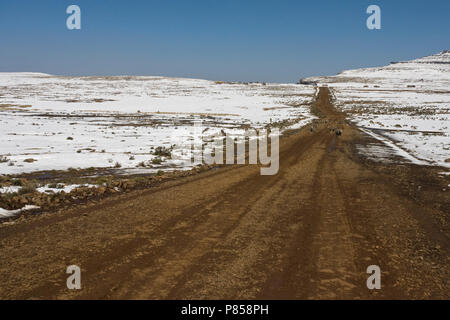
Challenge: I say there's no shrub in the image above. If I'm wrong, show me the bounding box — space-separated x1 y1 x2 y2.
152 146 172 158
47 183 64 189
18 183 36 195
137 161 147 168
12 179 23 186
96 176 110 185
133 177 147 185
151 157 162 165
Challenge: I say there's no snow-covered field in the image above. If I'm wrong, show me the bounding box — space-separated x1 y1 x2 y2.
1 51 448 176
0 74 315 175
305 50 450 168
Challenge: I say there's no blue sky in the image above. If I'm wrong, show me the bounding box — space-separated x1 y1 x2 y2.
0 0 449 82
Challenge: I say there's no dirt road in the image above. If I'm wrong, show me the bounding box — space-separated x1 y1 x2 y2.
0 88 448 299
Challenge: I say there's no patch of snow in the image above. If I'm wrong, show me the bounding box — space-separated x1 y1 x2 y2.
0 186 22 194
360 128 430 166
284 116 318 130
36 184 98 194
0 205 40 219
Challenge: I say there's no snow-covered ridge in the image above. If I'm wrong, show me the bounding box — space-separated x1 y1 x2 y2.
399 50 450 64
311 50 450 86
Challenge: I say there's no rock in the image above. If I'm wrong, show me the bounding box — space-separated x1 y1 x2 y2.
98 186 107 195
108 187 117 194
126 180 136 189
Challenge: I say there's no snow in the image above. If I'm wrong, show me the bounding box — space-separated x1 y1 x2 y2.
304 50 450 167
0 74 315 174
0 183 98 195
36 184 98 194
0 186 22 194
359 128 429 165
0 205 40 219
0 73 311 123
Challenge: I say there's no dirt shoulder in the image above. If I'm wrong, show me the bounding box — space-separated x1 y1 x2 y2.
0 88 448 299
